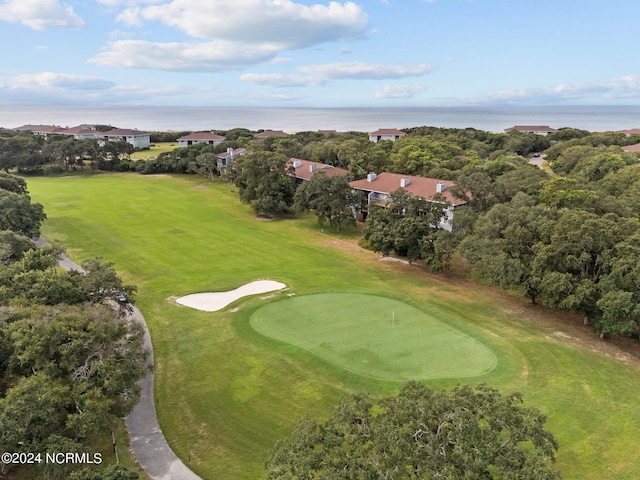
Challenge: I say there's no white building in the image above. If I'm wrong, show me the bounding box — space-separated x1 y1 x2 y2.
96 128 151 149
368 128 407 143
177 132 226 147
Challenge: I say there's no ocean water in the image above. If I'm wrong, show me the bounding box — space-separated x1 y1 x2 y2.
1 104 639 133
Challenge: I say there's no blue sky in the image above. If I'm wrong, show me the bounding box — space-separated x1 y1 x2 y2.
1 0 639 107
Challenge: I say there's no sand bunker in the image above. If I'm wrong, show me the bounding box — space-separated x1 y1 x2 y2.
176 280 286 312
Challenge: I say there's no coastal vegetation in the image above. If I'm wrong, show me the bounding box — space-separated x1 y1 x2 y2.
4 124 640 478
0 173 147 479
24 172 640 479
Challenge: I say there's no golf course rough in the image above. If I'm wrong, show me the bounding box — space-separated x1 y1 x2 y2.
250 293 497 381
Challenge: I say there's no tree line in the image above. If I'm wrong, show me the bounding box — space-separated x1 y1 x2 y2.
3 126 640 340
0 173 146 479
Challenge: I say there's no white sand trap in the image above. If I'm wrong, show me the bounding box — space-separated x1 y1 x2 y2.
176 280 286 312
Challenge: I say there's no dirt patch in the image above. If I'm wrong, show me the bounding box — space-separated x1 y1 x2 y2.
316 237 372 255
380 256 411 265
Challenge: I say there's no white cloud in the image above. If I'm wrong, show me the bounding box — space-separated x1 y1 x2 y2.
89 39 280 71
0 0 85 30
0 71 206 104
117 0 368 49
374 84 426 99
8 72 115 91
469 75 640 104
298 61 433 80
92 1 369 73
270 57 293 65
240 73 327 88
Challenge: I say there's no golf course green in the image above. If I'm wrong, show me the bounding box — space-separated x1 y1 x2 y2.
250 293 496 380
25 173 640 480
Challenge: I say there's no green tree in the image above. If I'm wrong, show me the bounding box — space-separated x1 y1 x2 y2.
70 465 139 480
294 173 360 231
0 189 46 237
0 172 28 194
0 304 149 477
594 233 640 337
538 177 599 210
494 164 550 202
0 231 35 265
365 190 452 269
458 193 554 303
233 151 295 215
450 170 496 212
266 382 560 479
531 210 624 323
193 152 219 181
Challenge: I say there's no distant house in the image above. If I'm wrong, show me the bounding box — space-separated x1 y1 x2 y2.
621 128 640 136
15 124 150 148
255 129 289 139
64 125 101 140
14 124 54 132
318 129 339 137
96 128 150 149
504 125 557 135
349 172 467 231
287 158 350 185
177 132 225 147
30 125 68 136
368 128 406 143
216 147 247 170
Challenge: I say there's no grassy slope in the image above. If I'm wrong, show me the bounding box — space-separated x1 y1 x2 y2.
27 173 640 480
130 142 178 161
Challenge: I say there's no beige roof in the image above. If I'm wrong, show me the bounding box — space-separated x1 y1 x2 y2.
369 128 406 136
622 143 640 152
31 125 67 134
177 132 224 141
350 172 466 206
288 158 349 181
216 148 247 159
64 125 97 135
100 128 149 137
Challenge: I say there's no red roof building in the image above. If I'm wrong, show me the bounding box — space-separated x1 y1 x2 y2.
287 158 350 182
349 172 466 231
621 128 640 136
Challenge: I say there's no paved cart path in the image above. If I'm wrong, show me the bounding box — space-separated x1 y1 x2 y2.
36 239 202 480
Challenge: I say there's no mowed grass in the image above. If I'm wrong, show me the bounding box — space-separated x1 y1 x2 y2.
250 293 496 380
130 142 178 160
26 173 640 480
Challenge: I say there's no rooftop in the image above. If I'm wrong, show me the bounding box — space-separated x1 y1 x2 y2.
350 172 466 206
369 128 406 136
288 158 350 181
177 132 225 141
